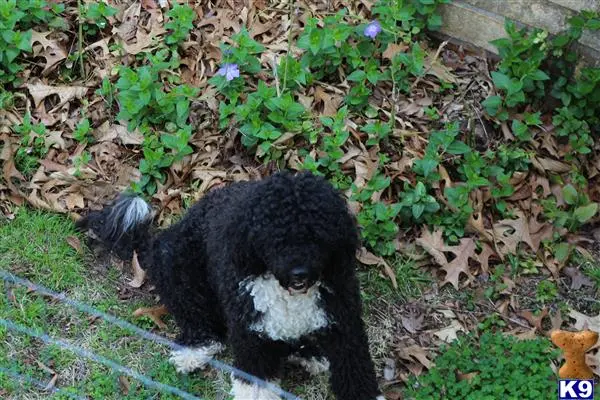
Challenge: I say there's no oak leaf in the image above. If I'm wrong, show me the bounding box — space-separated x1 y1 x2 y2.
563 267 594 290
31 31 67 75
490 211 535 255
416 229 476 289
26 82 88 109
433 319 466 343
396 345 433 370
569 310 600 333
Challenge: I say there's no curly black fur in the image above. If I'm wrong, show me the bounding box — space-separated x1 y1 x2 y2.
77 170 382 399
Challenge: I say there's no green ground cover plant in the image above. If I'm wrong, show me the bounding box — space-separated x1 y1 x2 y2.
403 332 559 400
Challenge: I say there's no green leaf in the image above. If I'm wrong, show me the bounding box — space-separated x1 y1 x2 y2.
491 71 511 90
506 79 523 95
562 184 578 206
446 141 471 155
412 203 425 220
413 157 438 178
573 203 598 223
415 182 426 197
552 34 570 47
511 119 530 141
524 112 542 126
569 15 585 28
346 70 366 82
554 242 570 263
176 99 189 119
529 70 550 81
482 96 502 116
161 134 180 150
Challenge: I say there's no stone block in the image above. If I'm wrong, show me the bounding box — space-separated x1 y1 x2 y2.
437 0 600 64
548 0 600 12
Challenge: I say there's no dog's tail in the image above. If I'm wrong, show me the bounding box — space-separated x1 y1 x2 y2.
76 193 154 260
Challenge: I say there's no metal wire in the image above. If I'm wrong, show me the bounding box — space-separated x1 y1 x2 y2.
0 366 87 400
0 269 301 400
0 318 203 400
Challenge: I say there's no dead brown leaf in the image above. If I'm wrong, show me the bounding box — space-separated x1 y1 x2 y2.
132 304 168 330
457 371 479 382
114 2 141 42
128 250 146 288
356 247 398 289
314 86 343 116
383 43 408 60
45 130 66 150
533 157 572 173
0 134 25 194
43 374 58 392
519 308 548 332
416 229 476 289
569 310 600 332
141 0 158 10
512 327 538 340
118 375 131 395
425 56 458 84
563 267 594 290
490 211 535 255
551 310 564 331
66 236 82 254
31 31 67 75
401 307 424 334
433 319 467 343
396 345 433 370
475 243 497 274
122 10 165 55
26 82 89 109
95 121 144 145
415 228 446 266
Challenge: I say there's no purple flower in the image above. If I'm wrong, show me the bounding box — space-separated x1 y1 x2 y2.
217 63 240 81
364 20 381 39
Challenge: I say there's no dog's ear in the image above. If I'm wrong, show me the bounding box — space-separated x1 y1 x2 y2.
222 211 268 277
287 171 362 277
319 209 361 281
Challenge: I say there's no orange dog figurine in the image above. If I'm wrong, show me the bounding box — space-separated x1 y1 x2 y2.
551 329 598 379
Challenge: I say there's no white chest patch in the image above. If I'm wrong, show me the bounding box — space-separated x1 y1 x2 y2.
245 274 328 341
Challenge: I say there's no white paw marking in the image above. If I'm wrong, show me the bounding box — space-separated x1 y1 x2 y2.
287 355 330 375
169 342 224 374
230 378 281 400
244 274 328 341
376 395 386 400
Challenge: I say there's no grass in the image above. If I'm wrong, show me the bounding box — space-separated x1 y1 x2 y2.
580 252 600 289
359 255 432 306
0 208 220 399
2 207 579 400
0 207 406 400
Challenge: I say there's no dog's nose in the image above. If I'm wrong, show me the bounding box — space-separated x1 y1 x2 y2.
290 266 309 282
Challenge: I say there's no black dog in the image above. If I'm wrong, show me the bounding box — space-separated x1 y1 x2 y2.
77 170 383 399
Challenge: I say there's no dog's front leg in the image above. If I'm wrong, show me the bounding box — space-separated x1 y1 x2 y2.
228 331 286 400
321 279 384 400
322 324 384 400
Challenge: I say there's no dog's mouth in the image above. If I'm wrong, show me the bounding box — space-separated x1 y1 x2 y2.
287 281 309 295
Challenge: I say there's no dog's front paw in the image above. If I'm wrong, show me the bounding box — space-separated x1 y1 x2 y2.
230 378 281 400
169 343 224 374
375 395 386 400
287 355 330 376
